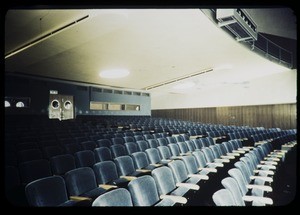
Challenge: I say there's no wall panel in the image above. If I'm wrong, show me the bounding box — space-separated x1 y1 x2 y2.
152 103 296 129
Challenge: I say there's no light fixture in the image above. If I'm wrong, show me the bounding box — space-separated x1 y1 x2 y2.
5 15 90 59
173 81 195 90
99 69 130 79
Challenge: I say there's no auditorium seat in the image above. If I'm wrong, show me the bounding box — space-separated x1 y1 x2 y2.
80 141 97 151
114 155 147 178
131 151 157 172
92 188 133 206
151 166 189 205
25 175 90 206
96 139 112 148
147 139 159 148
50 154 76 177
110 144 127 159
19 159 52 185
125 142 139 155
17 149 43 163
212 188 236 206
128 175 176 206
65 167 107 201
94 147 113 162
145 148 171 166
93 161 130 188
136 140 150 152
42 146 64 160
74 150 96 168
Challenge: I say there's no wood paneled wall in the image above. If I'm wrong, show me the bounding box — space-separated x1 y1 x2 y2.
151 103 297 130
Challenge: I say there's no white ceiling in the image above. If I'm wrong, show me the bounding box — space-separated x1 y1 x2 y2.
5 8 295 97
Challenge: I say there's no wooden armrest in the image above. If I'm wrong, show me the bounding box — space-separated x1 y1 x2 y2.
176 182 199 190
246 184 272 192
151 163 163 167
70 196 92 201
120 176 137 181
160 195 187 204
136 169 151 173
242 195 273 205
188 174 209 180
98 184 118 190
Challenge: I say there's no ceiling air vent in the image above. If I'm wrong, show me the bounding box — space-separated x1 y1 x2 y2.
216 9 257 42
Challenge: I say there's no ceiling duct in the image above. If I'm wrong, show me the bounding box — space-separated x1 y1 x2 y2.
216 9 258 42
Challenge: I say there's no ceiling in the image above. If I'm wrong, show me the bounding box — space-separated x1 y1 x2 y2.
5 8 296 96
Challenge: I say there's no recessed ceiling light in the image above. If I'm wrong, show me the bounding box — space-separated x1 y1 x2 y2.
99 69 130 79
173 81 195 89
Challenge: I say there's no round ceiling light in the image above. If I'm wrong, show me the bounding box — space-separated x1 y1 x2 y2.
99 69 130 79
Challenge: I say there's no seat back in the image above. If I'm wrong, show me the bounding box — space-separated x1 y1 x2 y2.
128 175 160 206
94 147 112 162
92 188 133 206
212 188 237 206
96 139 112 148
131 151 150 169
25 175 69 206
93 161 119 184
181 155 198 175
65 167 97 196
167 160 189 183
19 159 52 184
114 156 136 176
125 142 139 155
147 139 159 148
157 146 172 160
177 142 189 154
151 166 176 195
123 136 135 143
80 141 97 151
17 149 43 163
192 151 207 168
136 140 149 152
112 137 125 145
157 138 168 147
110 144 127 159
42 146 64 160
145 148 162 164
50 154 76 176
228 168 248 196
221 177 245 206
168 143 181 157
74 150 96 168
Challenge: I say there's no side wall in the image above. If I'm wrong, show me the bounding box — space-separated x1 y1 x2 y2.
151 103 297 130
5 75 151 116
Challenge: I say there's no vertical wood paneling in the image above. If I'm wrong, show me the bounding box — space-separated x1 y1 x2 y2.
151 103 296 129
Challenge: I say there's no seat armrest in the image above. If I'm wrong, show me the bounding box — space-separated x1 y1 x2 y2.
198 167 217 173
70 196 92 202
176 182 199 190
221 155 235 159
257 164 276 170
214 158 230 163
136 169 151 173
98 184 118 190
151 163 163 167
232 150 245 154
246 184 273 192
160 195 187 204
226 152 240 156
120 176 137 181
242 195 273 205
253 169 274 175
207 162 224 167
188 174 209 180
250 175 273 182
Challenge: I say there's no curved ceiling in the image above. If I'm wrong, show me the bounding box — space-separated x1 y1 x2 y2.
5 8 294 96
